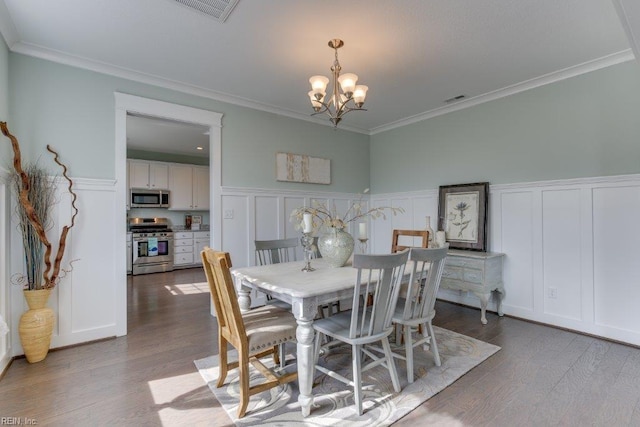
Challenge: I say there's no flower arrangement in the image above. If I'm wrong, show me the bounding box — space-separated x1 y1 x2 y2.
290 189 404 232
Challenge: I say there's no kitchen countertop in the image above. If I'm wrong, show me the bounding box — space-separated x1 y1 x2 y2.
172 225 210 231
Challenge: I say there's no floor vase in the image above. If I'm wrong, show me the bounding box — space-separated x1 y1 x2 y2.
318 227 354 267
19 289 55 363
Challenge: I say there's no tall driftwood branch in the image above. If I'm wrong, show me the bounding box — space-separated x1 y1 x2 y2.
47 145 79 284
1 122 78 289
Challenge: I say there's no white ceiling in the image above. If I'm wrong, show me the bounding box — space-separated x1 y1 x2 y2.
1 0 640 153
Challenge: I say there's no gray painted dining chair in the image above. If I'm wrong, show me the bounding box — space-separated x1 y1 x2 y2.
392 246 448 383
255 237 335 316
312 250 410 415
255 237 300 265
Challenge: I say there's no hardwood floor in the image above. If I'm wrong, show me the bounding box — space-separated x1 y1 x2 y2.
1 268 639 426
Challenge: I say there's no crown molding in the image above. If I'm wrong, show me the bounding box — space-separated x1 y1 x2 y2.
9 41 370 135
3 38 634 137
0 1 18 48
370 49 635 135
613 0 640 62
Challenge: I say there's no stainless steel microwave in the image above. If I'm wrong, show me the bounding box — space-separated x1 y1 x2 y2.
130 189 169 208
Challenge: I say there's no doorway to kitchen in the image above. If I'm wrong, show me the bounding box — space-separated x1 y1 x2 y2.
114 93 223 337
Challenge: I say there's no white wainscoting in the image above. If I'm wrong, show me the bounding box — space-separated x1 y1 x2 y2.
221 187 371 269
223 178 640 346
7 173 636 360
0 170 11 373
8 177 120 357
370 175 640 347
221 187 370 309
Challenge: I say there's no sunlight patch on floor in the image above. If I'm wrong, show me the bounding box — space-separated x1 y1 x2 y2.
148 372 215 425
164 282 210 295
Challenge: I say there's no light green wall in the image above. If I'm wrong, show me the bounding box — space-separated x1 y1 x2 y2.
370 61 640 193
8 53 370 193
0 36 9 162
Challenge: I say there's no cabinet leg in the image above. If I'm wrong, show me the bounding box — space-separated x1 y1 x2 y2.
476 292 490 325
496 287 505 317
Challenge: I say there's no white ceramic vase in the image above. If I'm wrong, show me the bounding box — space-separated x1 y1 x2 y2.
318 227 354 268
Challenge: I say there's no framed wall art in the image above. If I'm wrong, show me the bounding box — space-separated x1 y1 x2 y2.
276 152 331 184
438 182 489 251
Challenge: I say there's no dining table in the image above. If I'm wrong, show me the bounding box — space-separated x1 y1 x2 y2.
232 257 376 417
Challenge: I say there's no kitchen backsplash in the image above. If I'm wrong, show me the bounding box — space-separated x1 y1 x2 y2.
128 208 210 229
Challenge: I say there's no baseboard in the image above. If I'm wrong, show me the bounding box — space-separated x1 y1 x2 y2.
0 355 14 382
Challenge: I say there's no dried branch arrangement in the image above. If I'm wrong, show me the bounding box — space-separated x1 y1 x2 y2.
1 122 79 289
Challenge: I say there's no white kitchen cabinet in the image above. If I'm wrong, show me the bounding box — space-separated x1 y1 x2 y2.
193 231 210 265
192 166 210 210
168 164 209 210
173 231 194 267
128 160 169 190
173 230 210 268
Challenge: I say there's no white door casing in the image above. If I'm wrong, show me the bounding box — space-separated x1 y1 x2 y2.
114 93 223 334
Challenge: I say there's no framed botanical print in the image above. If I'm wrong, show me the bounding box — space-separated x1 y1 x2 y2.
438 182 489 251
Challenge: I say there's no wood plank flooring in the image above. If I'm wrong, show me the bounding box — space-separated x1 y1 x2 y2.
1 268 639 426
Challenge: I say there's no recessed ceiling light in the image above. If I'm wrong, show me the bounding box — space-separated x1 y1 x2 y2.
196 146 204 150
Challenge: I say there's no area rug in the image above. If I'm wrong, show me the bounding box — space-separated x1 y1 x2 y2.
194 326 500 426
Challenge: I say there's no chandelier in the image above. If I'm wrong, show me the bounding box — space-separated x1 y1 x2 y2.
308 39 368 127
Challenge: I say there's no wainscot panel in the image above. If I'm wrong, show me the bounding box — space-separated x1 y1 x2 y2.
10 178 120 357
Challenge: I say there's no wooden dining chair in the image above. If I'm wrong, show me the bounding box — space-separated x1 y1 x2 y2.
201 247 298 419
391 229 429 253
389 229 430 334
312 250 410 415
391 246 448 383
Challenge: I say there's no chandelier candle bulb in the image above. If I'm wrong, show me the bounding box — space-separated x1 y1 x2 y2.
303 213 313 233
338 73 358 95
359 222 367 239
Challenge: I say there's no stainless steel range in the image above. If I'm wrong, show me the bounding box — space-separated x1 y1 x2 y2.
129 217 174 275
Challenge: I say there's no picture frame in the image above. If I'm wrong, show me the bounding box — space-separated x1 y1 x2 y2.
191 215 202 231
276 152 331 184
438 182 489 252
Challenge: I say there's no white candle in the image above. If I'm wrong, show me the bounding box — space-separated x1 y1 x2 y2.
303 213 313 233
359 222 367 239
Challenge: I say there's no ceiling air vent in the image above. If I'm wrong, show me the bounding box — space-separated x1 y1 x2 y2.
444 94 467 104
172 0 240 22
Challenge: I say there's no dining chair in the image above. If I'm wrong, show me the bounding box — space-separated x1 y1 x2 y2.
255 237 299 265
391 246 448 383
391 229 429 253
254 237 299 307
312 250 410 415
256 237 337 317
201 247 298 419
389 229 430 334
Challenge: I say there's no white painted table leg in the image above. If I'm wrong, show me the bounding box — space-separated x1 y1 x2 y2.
238 287 251 312
292 298 317 417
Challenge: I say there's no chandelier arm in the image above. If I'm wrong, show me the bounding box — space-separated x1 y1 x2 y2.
334 106 367 119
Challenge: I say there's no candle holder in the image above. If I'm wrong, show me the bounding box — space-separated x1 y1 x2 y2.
358 238 369 254
301 232 316 272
